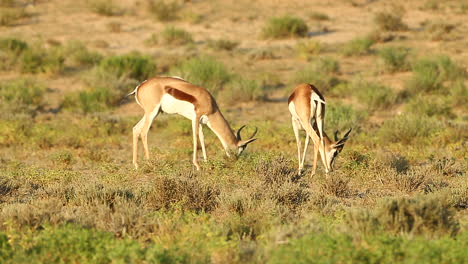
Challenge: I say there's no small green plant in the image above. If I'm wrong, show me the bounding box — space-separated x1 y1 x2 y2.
19 45 65 74
309 12 329 21
98 52 156 80
144 33 159 47
262 15 308 39
50 150 74 167
406 55 465 94
378 46 410 72
0 78 46 112
294 57 341 92
171 56 231 95
0 7 29 26
354 80 397 111
405 96 454 118
207 39 239 51
62 40 103 68
425 21 456 41
374 11 408 31
220 77 263 103
148 0 181 21
341 37 374 56
326 103 366 133
0 37 28 70
378 114 441 144
160 26 193 45
296 40 324 60
88 0 123 16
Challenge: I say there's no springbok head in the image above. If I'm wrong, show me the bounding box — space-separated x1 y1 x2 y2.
236 125 258 155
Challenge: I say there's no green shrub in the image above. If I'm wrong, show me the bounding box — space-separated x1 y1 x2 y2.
144 33 159 47
262 16 308 39
160 26 193 45
0 37 27 54
294 57 341 92
374 11 408 31
98 52 156 80
406 55 465 94
0 78 46 112
425 21 456 41
405 96 454 118
354 80 397 111
270 230 468 263
449 80 467 106
0 7 29 26
62 40 103 68
19 46 65 74
309 12 329 21
325 103 366 133
148 0 181 21
378 46 410 72
220 77 263 103
0 37 28 70
341 37 374 56
207 39 239 51
296 40 324 60
88 0 123 16
378 114 442 144
171 56 231 95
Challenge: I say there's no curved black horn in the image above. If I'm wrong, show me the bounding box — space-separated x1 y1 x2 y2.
334 130 339 141
249 126 258 139
236 125 246 140
343 128 352 139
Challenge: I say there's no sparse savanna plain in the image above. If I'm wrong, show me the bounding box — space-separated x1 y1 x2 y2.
0 0 467 263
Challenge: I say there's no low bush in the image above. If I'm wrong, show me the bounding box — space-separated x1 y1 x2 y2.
160 26 193 45
309 12 329 21
406 55 465 94
341 37 374 56
220 77 263 103
354 80 397 111
404 96 454 118
262 16 308 39
325 103 366 133
171 56 231 95
207 39 239 51
425 21 456 41
378 114 442 144
88 0 123 16
296 40 324 60
148 0 181 21
0 7 30 26
0 37 28 70
378 46 410 72
374 11 408 31
294 57 341 92
98 52 156 80
19 45 65 74
0 78 46 113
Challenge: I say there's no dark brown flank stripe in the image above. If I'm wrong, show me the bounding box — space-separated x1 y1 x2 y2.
308 83 325 101
287 91 295 104
165 86 197 105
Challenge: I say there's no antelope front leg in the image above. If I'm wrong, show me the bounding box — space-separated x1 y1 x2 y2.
312 143 318 176
199 125 207 162
192 118 201 170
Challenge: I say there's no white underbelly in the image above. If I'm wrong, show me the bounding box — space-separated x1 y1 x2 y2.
160 94 196 120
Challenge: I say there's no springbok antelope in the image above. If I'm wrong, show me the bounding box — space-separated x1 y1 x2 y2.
288 83 351 175
129 76 257 170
